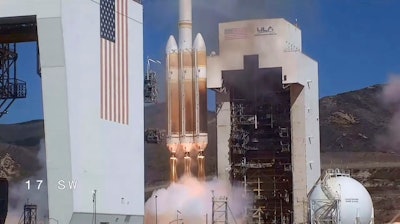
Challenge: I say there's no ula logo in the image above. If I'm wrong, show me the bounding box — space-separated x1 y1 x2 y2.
255 26 276 35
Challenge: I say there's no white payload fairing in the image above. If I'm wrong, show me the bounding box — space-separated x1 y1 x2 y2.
166 0 207 182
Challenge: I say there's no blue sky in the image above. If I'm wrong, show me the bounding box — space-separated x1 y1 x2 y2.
2 0 400 124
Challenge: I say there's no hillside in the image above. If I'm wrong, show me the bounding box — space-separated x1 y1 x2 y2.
319 84 392 152
0 120 44 146
0 120 44 182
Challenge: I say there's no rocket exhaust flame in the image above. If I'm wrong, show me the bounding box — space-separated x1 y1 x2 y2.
170 154 178 182
166 0 208 182
197 151 205 181
184 152 191 176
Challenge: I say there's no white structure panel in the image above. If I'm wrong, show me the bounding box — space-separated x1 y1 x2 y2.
41 66 74 224
290 84 308 224
61 0 144 216
282 52 321 192
303 59 320 192
38 18 66 68
0 0 61 19
216 102 231 182
128 1 143 23
0 0 144 223
207 57 223 88
218 19 301 56
208 19 304 88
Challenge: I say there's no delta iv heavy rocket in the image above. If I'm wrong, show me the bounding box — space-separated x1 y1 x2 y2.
166 0 207 182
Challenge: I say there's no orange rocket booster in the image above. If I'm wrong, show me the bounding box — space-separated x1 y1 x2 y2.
166 0 208 182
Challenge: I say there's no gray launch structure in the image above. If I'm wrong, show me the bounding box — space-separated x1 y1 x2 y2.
208 19 320 223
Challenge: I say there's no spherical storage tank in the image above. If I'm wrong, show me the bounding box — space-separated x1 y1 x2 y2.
309 169 374 224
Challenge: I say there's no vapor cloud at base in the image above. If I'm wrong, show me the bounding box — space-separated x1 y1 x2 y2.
145 176 249 224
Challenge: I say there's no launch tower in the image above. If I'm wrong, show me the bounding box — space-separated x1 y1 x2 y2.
208 19 320 223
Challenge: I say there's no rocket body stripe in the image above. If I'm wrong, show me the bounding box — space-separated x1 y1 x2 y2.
168 52 180 134
194 33 208 147
166 36 180 154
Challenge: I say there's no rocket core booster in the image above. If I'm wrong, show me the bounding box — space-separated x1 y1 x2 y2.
166 0 208 182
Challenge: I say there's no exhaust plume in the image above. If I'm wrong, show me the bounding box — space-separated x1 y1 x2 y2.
145 176 249 224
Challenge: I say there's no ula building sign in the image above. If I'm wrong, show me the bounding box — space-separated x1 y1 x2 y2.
255 26 277 36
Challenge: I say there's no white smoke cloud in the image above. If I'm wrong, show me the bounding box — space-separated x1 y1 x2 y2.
6 138 48 224
382 75 400 108
375 75 400 151
145 176 249 224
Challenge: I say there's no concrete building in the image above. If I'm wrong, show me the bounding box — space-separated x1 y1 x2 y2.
207 18 320 223
0 0 144 223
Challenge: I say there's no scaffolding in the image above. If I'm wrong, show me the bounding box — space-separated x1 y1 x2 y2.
228 88 293 224
144 70 158 103
144 57 161 103
0 43 27 117
212 195 228 224
144 128 165 144
22 204 37 224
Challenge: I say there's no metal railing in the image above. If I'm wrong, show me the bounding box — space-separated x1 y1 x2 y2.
0 80 27 99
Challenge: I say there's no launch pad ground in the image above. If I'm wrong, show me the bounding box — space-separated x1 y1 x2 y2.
322 151 400 169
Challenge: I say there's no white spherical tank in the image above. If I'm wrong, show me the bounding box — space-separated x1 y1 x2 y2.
309 169 374 224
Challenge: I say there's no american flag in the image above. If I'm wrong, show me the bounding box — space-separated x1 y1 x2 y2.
224 27 249 40
100 0 129 124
